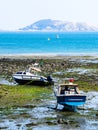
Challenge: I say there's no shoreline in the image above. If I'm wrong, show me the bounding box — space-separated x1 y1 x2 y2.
0 54 98 60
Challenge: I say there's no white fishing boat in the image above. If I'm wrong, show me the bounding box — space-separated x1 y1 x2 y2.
12 63 54 86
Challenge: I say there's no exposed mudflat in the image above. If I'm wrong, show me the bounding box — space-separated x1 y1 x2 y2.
0 55 98 129
0 91 98 130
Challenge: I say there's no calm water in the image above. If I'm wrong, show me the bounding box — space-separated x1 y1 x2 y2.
0 32 98 55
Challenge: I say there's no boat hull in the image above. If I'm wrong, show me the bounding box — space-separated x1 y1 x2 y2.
14 78 54 86
56 95 86 106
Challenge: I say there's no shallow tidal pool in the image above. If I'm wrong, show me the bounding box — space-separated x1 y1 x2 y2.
0 91 98 130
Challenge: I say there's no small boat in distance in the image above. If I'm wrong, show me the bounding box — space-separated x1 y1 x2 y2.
48 37 51 41
56 34 59 39
12 63 54 86
54 78 86 111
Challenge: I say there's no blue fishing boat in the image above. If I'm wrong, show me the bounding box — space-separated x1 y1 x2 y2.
54 79 86 110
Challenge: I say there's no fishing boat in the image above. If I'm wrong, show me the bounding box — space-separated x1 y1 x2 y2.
12 63 54 86
54 78 86 110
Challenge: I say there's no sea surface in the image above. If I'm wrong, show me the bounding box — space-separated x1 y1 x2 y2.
0 31 98 56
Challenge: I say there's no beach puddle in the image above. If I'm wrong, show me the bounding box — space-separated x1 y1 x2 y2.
0 91 98 130
0 78 14 85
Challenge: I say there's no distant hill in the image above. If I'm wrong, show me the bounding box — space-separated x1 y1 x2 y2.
19 19 98 32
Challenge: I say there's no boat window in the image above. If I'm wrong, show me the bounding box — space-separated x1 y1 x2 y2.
75 86 80 94
16 72 22 74
60 86 65 94
65 86 69 91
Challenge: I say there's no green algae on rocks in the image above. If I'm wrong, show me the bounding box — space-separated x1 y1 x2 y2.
0 84 52 108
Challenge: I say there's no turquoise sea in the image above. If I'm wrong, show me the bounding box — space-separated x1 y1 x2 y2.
0 32 98 56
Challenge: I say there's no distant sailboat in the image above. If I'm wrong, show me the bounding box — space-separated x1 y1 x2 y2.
56 34 59 39
48 37 51 41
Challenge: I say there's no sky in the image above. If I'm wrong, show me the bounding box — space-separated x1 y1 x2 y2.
0 0 98 30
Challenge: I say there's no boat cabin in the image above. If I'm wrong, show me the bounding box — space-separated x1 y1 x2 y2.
58 84 80 95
